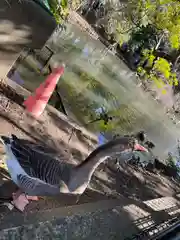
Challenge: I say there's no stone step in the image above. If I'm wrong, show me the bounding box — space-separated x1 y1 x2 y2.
0 195 180 240
0 199 136 240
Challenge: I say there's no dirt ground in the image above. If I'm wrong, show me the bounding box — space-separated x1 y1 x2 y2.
0 86 180 229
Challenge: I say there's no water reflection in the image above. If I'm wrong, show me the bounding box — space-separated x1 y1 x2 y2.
9 22 180 158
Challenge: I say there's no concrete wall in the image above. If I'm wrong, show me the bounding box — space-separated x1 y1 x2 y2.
0 0 56 79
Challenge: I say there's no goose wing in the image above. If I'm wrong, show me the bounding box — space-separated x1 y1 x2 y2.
17 174 60 196
2 135 69 185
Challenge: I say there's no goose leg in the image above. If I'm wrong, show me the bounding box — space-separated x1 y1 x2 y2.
12 190 39 201
12 190 38 212
12 189 24 199
26 195 39 201
12 190 29 212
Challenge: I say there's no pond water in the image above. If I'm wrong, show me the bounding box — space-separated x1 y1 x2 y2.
9 22 180 159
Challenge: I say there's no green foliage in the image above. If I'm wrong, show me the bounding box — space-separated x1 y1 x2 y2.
100 0 153 44
118 0 180 49
128 25 158 51
100 0 180 90
139 49 178 91
48 0 68 23
149 1 180 49
48 0 84 23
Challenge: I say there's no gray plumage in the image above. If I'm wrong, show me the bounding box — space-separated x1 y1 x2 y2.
1 134 135 197
1 135 71 196
17 174 61 196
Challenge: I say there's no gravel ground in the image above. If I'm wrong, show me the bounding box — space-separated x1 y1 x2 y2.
0 208 148 240
0 208 146 240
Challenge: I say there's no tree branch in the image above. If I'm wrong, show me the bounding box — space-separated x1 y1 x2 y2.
155 33 164 50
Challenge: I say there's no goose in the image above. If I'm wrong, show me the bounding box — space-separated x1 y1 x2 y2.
0 134 146 211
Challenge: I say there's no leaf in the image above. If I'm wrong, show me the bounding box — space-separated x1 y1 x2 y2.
148 54 156 66
161 89 167 94
169 34 179 49
61 0 68 8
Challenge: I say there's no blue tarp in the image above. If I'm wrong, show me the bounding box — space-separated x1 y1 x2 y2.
98 133 107 146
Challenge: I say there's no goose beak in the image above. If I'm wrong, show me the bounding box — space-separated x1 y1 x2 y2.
134 143 148 152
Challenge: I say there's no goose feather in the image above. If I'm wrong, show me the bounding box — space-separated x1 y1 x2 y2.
1 135 71 196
